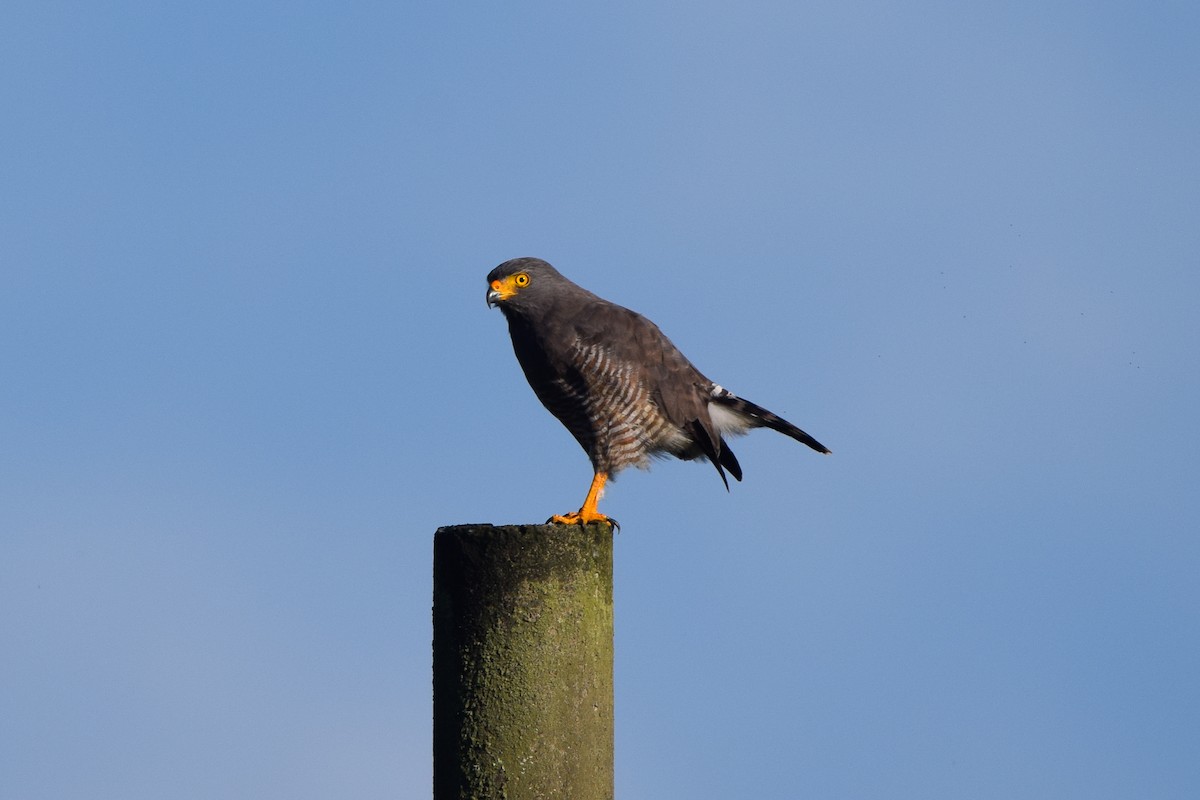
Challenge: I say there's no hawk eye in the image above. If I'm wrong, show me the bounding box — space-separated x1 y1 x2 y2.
514 273 530 287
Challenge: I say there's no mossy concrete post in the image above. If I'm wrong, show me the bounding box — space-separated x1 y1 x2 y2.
432 523 614 800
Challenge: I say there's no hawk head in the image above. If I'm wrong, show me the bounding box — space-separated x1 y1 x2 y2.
485 257 575 314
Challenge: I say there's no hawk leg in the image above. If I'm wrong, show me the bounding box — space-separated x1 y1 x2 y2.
549 471 619 530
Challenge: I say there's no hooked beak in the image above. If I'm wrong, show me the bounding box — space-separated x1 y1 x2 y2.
486 277 516 308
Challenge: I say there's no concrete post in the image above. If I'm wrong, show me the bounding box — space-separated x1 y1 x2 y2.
433 523 614 799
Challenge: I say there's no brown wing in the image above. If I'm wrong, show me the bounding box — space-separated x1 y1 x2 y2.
566 301 745 486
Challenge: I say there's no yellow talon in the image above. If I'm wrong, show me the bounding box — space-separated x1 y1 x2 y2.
547 471 619 530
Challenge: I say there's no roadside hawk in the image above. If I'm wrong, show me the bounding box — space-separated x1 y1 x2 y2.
486 257 830 528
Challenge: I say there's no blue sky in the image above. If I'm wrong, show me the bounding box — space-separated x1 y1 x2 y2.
2 2 1198 797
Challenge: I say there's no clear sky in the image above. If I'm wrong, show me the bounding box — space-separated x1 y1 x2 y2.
2 2 1198 798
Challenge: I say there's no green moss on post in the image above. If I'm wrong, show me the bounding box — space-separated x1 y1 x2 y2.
433 523 614 800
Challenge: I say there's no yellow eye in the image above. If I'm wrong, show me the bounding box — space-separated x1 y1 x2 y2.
514 272 530 287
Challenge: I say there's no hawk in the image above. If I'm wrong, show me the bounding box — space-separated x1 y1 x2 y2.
486 257 829 527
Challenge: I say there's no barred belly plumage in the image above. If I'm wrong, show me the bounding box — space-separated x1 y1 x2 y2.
544 341 679 474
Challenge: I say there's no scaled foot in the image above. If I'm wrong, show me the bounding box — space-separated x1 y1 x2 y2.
547 510 620 531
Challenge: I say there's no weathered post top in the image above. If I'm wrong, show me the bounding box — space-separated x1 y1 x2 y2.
432 523 614 800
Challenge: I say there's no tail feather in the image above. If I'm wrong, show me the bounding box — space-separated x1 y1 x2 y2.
712 393 831 455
